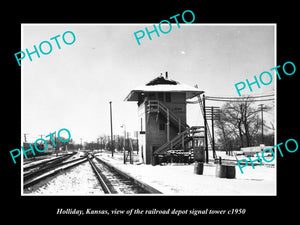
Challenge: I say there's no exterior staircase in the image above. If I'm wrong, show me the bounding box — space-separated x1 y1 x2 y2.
153 126 205 155
146 100 205 155
147 100 188 133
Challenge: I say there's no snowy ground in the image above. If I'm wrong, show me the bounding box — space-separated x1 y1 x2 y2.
96 152 276 196
24 161 105 195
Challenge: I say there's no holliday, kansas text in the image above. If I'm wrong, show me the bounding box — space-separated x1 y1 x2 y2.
57 208 109 216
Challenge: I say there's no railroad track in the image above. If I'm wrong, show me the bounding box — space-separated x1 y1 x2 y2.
23 152 162 194
88 155 162 194
23 155 88 188
24 153 76 173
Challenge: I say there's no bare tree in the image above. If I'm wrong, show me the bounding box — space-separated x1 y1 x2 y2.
216 97 262 150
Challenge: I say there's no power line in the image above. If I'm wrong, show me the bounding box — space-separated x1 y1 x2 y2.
205 98 274 102
187 97 274 104
205 94 274 99
187 94 274 104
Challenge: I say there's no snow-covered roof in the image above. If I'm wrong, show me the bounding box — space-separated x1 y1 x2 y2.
124 75 204 101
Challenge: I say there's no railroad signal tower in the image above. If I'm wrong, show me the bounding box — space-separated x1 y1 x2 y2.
125 72 204 164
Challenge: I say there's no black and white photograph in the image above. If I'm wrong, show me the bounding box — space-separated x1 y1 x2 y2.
21 24 276 195
4 5 299 221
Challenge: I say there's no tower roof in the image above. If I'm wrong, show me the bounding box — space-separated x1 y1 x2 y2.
145 76 178 86
124 75 204 101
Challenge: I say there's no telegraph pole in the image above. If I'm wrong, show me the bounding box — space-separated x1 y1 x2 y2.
24 133 28 143
55 133 58 156
205 106 220 159
109 101 114 157
167 108 170 143
121 124 126 164
203 94 209 163
211 107 215 154
258 104 264 144
38 134 44 147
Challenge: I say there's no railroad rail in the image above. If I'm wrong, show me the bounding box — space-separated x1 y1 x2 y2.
23 152 162 194
87 156 114 193
23 156 88 188
88 154 162 194
23 152 76 172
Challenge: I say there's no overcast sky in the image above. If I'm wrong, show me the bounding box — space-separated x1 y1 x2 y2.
22 24 275 144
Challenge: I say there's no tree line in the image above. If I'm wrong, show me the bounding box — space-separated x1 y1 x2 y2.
215 97 274 153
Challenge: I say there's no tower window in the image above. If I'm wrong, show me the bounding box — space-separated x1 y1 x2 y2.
158 92 164 102
148 93 156 100
165 93 171 102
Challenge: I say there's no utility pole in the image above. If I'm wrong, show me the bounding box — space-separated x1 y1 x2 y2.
24 133 28 143
211 107 215 155
121 124 126 164
38 134 44 147
109 101 114 157
47 132 55 153
258 104 265 144
167 108 170 143
55 133 58 156
80 138 83 150
203 94 209 163
205 106 220 159
97 138 100 151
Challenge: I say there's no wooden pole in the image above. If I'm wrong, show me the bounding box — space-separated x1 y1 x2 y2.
211 106 215 158
182 133 184 150
109 101 114 157
167 108 170 143
122 124 126 164
203 95 209 163
129 139 133 164
259 104 264 144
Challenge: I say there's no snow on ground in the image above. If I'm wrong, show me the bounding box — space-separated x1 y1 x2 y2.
96 152 276 196
24 161 105 195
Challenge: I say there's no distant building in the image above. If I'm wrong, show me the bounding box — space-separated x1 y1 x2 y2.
125 72 205 164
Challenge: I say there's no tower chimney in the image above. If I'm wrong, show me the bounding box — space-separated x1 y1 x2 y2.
165 71 168 79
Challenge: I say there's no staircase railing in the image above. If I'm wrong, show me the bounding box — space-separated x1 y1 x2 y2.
147 100 189 132
154 129 189 155
146 100 205 155
154 126 205 155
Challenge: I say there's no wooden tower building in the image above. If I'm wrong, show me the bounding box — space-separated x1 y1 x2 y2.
125 72 205 164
